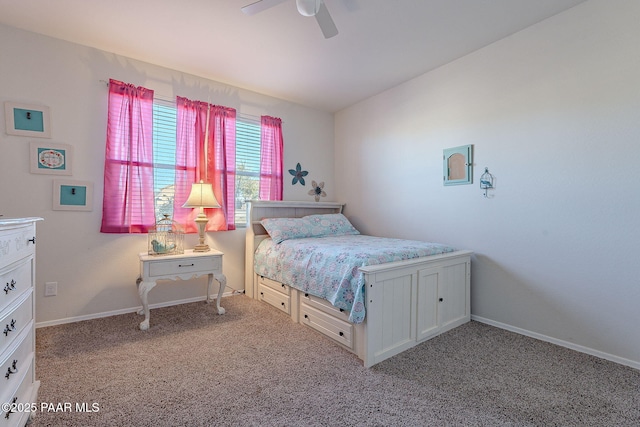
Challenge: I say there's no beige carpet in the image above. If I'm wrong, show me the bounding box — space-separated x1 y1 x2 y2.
31 295 639 426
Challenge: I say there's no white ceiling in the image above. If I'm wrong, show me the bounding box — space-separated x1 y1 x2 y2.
0 0 586 112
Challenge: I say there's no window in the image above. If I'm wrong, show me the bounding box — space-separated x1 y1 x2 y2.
152 100 261 227
152 99 178 219
102 79 282 234
235 117 261 225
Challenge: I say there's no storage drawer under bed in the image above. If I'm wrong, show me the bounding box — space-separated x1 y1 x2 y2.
258 283 290 315
300 302 353 350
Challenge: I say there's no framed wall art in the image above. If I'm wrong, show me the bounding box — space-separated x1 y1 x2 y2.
53 179 93 211
4 101 51 138
443 144 473 186
30 142 73 175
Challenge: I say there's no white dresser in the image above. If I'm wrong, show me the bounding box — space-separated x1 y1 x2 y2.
0 218 41 427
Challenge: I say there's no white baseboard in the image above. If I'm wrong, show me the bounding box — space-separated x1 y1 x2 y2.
35 291 242 329
471 315 640 371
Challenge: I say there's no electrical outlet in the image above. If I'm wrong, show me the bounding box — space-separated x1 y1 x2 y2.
44 282 57 296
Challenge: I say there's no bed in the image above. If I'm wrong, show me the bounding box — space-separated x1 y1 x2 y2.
245 200 472 368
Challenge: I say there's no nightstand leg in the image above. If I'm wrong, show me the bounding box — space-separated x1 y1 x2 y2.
137 280 157 330
206 273 227 315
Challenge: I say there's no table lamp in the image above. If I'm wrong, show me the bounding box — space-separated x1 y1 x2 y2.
182 180 220 252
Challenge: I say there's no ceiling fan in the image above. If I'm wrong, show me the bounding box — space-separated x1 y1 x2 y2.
242 0 339 39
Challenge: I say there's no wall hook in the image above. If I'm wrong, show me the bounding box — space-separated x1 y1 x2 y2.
480 167 494 198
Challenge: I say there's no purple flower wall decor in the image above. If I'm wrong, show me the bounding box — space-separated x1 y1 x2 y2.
309 181 327 202
288 163 308 186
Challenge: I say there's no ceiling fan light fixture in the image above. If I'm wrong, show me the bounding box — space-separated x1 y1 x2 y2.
296 0 320 17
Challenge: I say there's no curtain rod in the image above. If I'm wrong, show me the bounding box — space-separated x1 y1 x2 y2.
99 79 265 122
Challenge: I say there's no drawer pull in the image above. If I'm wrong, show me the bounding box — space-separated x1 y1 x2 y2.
3 319 16 336
28 237 36 245
439 298 443 302
4 397 17 419
178 263 195 268
5 360 18 379
305 293 309 297
3 279 16 294
339 331 344 337
304 314 308 319
281 302 285 307
339 308 344 312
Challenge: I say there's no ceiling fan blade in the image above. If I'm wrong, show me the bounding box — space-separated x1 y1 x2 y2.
241 0 288 15
315 1 338 39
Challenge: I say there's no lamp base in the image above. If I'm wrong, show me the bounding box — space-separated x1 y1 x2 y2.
193 243 210 252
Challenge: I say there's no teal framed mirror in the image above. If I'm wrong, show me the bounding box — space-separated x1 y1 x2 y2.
443 144 473 186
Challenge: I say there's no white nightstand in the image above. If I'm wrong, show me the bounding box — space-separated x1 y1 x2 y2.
136 249 226 330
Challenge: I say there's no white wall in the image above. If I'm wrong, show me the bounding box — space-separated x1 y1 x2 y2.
0 24 334 325
335 0 640 368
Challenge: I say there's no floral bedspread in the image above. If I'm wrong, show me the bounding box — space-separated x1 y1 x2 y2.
253 235 456 324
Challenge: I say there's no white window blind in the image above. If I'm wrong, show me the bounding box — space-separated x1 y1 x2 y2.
151 100 261 227
235 115 261 226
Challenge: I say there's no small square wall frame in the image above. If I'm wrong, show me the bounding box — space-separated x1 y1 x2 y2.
5 102 51 138
53 179 93 211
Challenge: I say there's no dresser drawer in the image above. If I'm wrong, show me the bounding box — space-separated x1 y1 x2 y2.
301 293 350 321
0 224 35 268
148 256 221 277
0 259 32 314
300 303 353 350
0 327 33 405
0 359 35 427
258 276 290 296
258 284 290 315
0 293 32 356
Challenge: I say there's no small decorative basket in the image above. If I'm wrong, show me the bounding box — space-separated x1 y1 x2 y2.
147 215 184 256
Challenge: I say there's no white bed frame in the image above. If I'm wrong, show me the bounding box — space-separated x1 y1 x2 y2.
245 200 472 368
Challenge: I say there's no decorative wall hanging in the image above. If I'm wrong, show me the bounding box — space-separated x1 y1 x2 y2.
4 102 51 138
289 162 308 185
53 179 93 211
309 181 327 202
29 142 73 175
480 167 495 198
443 144 473 186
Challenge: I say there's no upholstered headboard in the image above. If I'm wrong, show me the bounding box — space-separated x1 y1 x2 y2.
244 200 344 297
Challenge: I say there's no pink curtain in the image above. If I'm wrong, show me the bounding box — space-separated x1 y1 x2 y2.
174 100 236 232
173 97 209 233
207 105 236 231
101 79 155 233
259 115 284 201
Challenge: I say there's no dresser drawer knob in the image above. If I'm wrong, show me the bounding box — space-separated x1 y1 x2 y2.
3 319 16 336
339 331 344 337
28 237 36 245
3 280 16 294
4 397 17 419
4 360 18 379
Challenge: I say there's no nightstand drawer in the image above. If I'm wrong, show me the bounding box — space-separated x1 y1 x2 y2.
0 293 32 356
0 259 32 314
148 256 221 277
